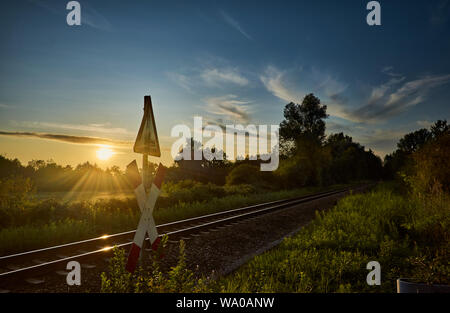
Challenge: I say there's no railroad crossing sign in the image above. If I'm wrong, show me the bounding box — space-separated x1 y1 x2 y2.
125 160 165 273
134 95 161 157
125 95 165 273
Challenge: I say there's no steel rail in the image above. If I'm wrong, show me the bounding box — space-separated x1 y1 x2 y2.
0 187 349 261
0 185 367 283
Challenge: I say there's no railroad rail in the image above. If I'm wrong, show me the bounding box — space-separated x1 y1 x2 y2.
0 184 369 287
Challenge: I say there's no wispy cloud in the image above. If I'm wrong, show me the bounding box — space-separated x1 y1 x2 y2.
201 68 249 86
260 66 304 103
261 65 450 124
349 74 450 123
81 5 112 31
15 121 132 136
220 10 252 40
260 65 348 119
326 121 355 134
0 131 131 147
167 72 194 92
417 120 433 128
168 66 249 92
0 103 10 108
204 95 251 123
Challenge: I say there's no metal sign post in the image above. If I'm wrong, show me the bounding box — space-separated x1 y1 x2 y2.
125 95 165 273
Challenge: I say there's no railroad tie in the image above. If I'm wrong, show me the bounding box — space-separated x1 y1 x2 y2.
32 259 46 264
25 278 45 285
6 265 20 271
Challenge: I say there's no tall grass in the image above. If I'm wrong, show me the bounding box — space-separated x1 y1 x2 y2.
219 184 449 292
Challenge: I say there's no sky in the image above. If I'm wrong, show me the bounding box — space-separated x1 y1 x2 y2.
1 0 450 169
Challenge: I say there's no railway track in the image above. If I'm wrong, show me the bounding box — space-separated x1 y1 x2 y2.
0 185 369 289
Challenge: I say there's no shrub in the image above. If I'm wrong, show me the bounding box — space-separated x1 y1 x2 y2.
226 164 261 186
101 237 213 293
405 133 450 196
0 177 35 227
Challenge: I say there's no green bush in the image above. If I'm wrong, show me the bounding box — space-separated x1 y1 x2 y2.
101 237 213 293
226 164 261 186
0 177 35 228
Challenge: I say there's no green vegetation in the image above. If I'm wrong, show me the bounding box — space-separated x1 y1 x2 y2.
218 122 450 292
219 184 449 292
0 177 348 255
101 237 211 293
98 183 449 293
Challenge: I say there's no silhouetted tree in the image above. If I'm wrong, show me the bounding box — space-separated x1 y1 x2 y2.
280 93 328 149
383 120 449 180
397 129 431 154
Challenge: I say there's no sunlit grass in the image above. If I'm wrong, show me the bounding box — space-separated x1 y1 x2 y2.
0 184 350 255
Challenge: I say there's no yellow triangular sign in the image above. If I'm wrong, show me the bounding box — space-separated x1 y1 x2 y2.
133 95 161 157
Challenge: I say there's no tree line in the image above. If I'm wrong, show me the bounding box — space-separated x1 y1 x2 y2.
0 93 447 192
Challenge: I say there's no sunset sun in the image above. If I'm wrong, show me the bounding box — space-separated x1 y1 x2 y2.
96 147 114 160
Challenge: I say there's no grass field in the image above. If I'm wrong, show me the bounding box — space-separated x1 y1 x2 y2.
0 183 351 255
33 191 135 202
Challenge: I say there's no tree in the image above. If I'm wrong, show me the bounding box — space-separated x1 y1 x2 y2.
397 129 431 154
323 133 382 184
430 120 449 139
279 93 328 147
407 132 450 195
384 120 449 180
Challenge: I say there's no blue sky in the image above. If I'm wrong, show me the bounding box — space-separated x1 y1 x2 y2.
1 0 449 168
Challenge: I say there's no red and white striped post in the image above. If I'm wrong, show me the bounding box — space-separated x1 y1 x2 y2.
125 161 165 273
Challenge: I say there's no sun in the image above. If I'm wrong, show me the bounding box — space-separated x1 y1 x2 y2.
96 147 114 160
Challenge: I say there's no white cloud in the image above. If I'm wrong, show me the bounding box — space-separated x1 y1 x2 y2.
260 65 349 119
204 95 251 123
417 120 433 128
167 72 193 92
260 66 304 103
260 65 450 124
19 121 132 136
351 74 450 123
201 68 249 86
